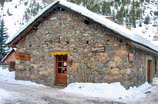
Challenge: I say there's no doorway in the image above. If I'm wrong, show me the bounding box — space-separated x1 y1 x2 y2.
147 60 152 83
55 55 68 85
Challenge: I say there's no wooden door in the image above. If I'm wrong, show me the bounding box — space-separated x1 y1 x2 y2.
147 60 152 83
9 62 16 71
55 55 68 85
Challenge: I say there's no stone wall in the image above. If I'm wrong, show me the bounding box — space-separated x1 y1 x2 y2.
125 46 156 87
15 9 157 88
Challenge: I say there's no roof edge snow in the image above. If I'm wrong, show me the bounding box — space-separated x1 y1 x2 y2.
1 49 15 63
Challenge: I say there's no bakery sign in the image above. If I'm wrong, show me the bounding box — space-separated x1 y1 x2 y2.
92 46 105 52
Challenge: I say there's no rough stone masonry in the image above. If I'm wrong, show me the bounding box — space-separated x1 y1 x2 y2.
15 8 157 88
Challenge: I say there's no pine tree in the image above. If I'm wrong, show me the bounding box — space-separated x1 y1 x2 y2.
116 6 124 24
0 19 8 60
145 0 150 3
144 15 150 25
154 11 158 16
136 9 142 19
102 2 111 15
0 0 5 7
139 21 142 27
131 0 136 28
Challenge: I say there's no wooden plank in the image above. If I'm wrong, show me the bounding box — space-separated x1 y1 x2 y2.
56 74 67 85
15 52 30 61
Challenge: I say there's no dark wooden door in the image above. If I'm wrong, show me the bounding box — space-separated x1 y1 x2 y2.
147 60 152 83
9 62 16 71
55 55 68 85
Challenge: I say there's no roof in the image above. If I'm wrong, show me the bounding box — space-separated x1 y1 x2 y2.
1 49 15 63
6 0 158 53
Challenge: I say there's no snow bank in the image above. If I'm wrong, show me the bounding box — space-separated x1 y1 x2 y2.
127 82 152 99
63 81 155 101
0 88 18 104
0 67 15 81
0 88 13 103
0 67 45 87
153 77 158 85
63 82 129 99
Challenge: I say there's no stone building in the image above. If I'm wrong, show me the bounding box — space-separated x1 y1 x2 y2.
6 0 158 88
2 49 30 71
2 49 16 71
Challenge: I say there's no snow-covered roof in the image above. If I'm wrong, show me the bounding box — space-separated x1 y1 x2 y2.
1 49 15 63
6 0 158 52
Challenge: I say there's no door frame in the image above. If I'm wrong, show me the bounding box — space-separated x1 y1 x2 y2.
147 59 152 83
55 55 68 85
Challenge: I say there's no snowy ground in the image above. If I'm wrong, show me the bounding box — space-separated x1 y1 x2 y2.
1 67 158 104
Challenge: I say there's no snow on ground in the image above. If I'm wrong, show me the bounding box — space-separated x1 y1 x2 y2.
0 88 16 104
1 66 158 103
0 67 46 103
153 77 158 85
63 79 158 102
0 67 45 87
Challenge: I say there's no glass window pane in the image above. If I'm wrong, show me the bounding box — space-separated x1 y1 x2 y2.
58 56 62 61
58 68 62 73
63 56 67 61
58 62 62 67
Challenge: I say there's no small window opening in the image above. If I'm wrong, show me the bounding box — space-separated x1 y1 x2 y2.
60 8 65 11
66 41 69 44
57 7 60 10
29 44 32 47
58 38 60 43
86 41 89 44
119 39 123 43
84 20 90 24
106 40 110 45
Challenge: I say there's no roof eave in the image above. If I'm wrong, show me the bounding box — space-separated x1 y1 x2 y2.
7 1 60 46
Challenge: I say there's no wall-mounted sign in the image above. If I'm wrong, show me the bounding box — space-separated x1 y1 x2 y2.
92 46 105 52
128 53 134 62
